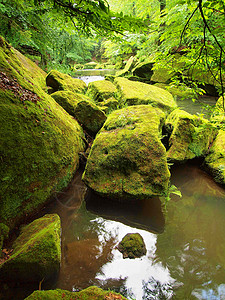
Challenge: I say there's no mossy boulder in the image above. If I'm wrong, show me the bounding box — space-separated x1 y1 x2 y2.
84 61 98 69
98 97 119 114
51 90 90 116
74 100 107 135
116 56 136 77
154 83 196 100
46 69 86 94
82 105 170 200
114 77 177 113
204 130 225 185
165 109 217 162
87 80 117 103
0 37 85 229
117 233 147 259
0 223 9 250
0 214 61 282
25 286 128 300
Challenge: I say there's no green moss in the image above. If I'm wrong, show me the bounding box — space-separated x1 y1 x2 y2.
114 77 177 113
0 214 61 282
0 223 9 249
74 100 107 135
0 38 86 229
117 233 146 259
25 286 129 300
204 130 225 185
116 56 136 77
154 83 197 100
87 80 117 103
46 69 87 94
51 90 91 116
166 109 218 162
82 105 170 200
97 97 119 114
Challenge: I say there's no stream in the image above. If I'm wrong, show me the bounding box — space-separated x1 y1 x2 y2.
2 73 225 300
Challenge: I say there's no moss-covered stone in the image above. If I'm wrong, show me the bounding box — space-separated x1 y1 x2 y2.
87 80 117 103
46 69 86 94
117 233 147 259
24 286 128 300
51 90 91 116
84 61 98 69
154 83 197 100
114 77 177 113
116 56 136 77
0 223 9 250
204 130 225 185
151 67 173 84
0 37 85 229
82 105 170 200
165 109 218 162
97 97 119 114
74 100 107 135
0 214 61 282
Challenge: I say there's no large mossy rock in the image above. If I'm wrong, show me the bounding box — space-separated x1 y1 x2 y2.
204 130 225 185
82 105 170 200
51 90 90 116
87 80 117 102
165 109 217 162
117 233 147 259
116 56 136 77
25 286 128 300
46 69 86 94
0 214 61 282
0 37 85 229
114 77 177 113
74 100 107 135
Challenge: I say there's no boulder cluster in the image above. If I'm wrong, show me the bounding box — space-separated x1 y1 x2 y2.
0 36 224 297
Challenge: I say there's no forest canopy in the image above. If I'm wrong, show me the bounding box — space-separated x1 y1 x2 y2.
0 0 224 99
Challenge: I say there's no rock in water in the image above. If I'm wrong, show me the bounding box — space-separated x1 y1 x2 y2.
165 109 217 162
117 233 147 259
82 105 170 200
0 214 61 282
204 130 225 186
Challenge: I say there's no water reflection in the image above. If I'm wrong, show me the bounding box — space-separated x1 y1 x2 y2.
86 193 165 233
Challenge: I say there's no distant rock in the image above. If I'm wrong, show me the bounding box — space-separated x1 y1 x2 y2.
0 214 61 282
117 233 147 259
46 69 86 93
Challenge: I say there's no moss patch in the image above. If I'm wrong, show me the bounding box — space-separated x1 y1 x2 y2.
0 223 9 250
117 233 146 259
0 37 85 229
25 286 128 300
51 90 91 116
46 70 86 94
82 105 170 200
204 130 225 185
0 214 61 282
114 77 177 113
74 100 107 135
165 109 218 162
87 80 117 103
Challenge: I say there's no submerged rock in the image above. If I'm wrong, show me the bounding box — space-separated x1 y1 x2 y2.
25 286 128 300
165 109 217 162
74 100 107 135
117 233 147 259
114 77 177 113
46 69 86 93
82 105 170 200
204 130 225 186
0 214 61 282
0 37 85 229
